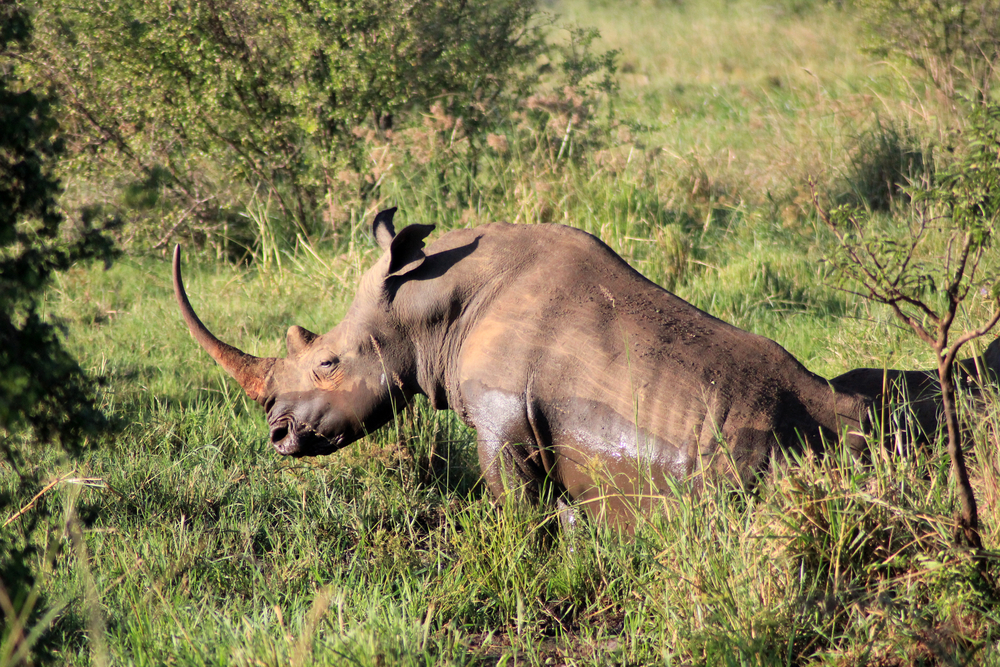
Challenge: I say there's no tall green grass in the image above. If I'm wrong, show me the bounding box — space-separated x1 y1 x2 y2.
12 198 999 665
5 0 1000 664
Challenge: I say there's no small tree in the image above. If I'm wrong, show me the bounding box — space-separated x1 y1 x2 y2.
814 104 1000 550
0 4 117 663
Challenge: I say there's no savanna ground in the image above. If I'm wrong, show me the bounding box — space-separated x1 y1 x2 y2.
5 0 1000 664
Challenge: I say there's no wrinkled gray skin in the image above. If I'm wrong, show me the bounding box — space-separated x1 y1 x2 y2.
172 208 993 527
830 341 1000 444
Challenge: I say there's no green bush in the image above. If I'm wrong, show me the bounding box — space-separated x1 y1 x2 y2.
820 103 1000 550
20 0 549 249
0 4 116 663
838 116 932 211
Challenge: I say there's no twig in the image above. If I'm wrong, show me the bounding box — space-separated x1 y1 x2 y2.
3 471 75 527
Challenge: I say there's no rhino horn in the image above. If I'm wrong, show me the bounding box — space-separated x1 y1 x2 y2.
172 245 275 401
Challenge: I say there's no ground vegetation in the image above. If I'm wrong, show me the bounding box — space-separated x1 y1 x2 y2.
4 0 1000 664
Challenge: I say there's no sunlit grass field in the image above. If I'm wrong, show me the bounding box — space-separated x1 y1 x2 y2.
6 0 1000 664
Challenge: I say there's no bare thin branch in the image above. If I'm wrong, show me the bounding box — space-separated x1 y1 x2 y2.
947 232 974 300
888 301 937 347
951 303 1000 353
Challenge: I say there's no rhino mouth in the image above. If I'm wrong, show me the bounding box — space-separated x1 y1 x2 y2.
269 419 345 457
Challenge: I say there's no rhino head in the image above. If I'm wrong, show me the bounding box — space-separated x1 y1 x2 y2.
173 207 435 457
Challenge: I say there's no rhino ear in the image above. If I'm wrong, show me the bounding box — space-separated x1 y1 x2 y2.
372 207 398 251
386 223 435 277
286 325 318 356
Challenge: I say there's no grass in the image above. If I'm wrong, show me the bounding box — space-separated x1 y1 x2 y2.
5 0 1000 664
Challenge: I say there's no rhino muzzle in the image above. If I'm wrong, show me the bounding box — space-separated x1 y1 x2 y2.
268 417 345 457
264 390 368 457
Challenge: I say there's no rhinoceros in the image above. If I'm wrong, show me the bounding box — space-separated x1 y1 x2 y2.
174 208 886 525
830 341 1000 443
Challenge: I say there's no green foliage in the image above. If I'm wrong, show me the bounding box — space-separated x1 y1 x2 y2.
858 0 1000 102
0 4 116 664
821 103 1000 550
0 7 117 454
19 0 554 248
552 26 619 95
929 104 1000 243
825 104 1000 318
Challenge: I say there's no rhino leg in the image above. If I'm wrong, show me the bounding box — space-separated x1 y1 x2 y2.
462 381 558 503
555 497 581 533
475 434 548 503
460 379 590 531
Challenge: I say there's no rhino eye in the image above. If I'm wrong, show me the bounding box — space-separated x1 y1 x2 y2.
319 357 339 369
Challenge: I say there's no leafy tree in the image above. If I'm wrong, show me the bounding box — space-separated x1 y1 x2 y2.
1 3 117 663
17 0 547 247
814 104 1000 549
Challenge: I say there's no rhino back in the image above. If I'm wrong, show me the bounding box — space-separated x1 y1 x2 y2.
410 223 859 491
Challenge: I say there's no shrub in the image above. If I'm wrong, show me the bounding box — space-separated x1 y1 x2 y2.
818 103 1000 549
0 4 116 663
18 0 549 249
